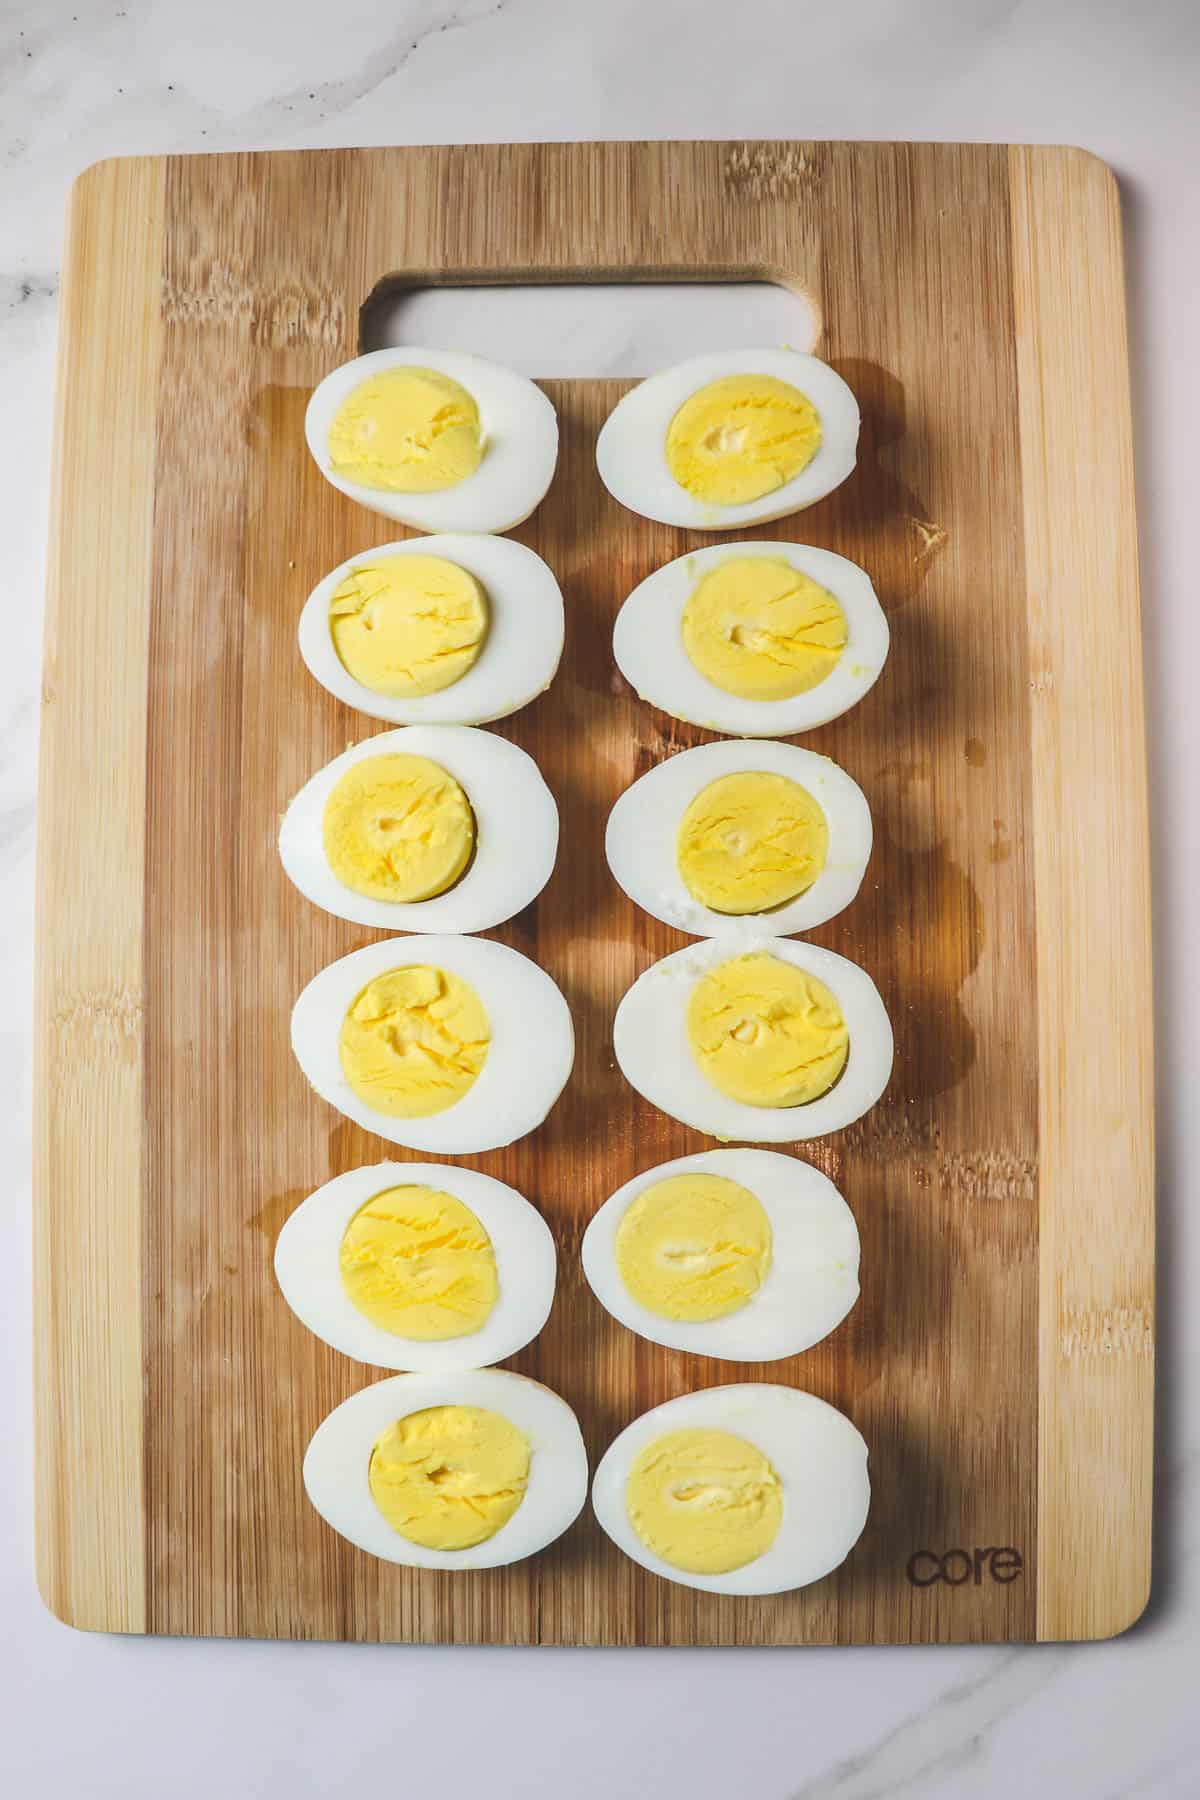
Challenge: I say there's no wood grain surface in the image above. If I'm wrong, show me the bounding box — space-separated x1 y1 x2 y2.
34 141 1152 1644
1009 145 1154 1641
34 155 165 1634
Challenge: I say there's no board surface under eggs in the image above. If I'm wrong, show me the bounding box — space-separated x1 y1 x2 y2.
34 141 1152 1644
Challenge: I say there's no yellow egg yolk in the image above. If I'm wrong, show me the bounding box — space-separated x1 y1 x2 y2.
323 753 475 904
687 951 848 1108
339 964 490 1118
329 556 488 698
615 1173 772 1322
626 1426 783 1574
665 375 821 506
339 1185 498 1340
368 1405 530 1550
677 771 829 915
327 366 483 493
681 557 847 700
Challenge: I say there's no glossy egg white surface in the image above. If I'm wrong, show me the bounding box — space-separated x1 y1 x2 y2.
581 1149 859 1361
278 725 559 933
291 935 574 1154
605 739 872 939
305 348 558 533
591 1383 870 1594
298 535 565 726
613 937 893 1142
305 1369 588 1568
613 541 889 737
595 349 858 530
274 1162 556 1371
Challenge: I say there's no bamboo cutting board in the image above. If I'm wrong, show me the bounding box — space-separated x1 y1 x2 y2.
34 141 1153 1645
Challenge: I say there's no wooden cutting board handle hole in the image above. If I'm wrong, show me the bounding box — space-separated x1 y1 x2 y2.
358 270 822 378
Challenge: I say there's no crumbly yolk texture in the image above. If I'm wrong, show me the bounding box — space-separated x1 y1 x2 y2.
339 1185 498 1340
626 1426 783 1574
327 366 483 493
665 375 821 507
677 771 829 915
687 951 848 1108
329 556 489 698
339 965 490 1118
368 1405 530 1550
323 753 475 904
681 557 848 700
615 1173 772 1322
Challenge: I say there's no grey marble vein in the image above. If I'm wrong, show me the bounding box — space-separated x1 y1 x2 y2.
257 0 515 127
1 275 57 311
789 1650 1069 1800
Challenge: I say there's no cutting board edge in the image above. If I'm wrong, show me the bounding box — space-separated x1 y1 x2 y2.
1008 144 1155 1643
34 153 167 1634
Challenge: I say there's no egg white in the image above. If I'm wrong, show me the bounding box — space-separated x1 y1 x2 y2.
278 725 559 933
613 541 889 737
305 348 559 534
591 1383 870 1594
581 1149 859 1362
274 1162 556 1371
613 936 893 1143
291 935 575 1154
605 739 872 939
304 1368 588 1569
298 535 565 727
596 349 859 531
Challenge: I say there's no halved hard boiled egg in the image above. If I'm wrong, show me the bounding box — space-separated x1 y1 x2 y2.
305 348 558 534
299 535 565 727
605 739 871 938
278 725 558 933
291 936 574 1153
592 1384 870 1594
275 1162 556 1371
582 1148 859 1361
613 937 892 1142
596 350 858 530
613 542 889 736
304 1369 588 1568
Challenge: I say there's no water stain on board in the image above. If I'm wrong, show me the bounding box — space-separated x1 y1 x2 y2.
816 359 950 611
246 1186 309 1242
858 813 983 1114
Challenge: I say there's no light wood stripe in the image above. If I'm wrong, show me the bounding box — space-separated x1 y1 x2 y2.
33 156 165 1631
1009 145 1155 1640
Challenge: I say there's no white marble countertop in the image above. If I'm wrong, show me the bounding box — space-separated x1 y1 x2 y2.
3 1 1197 1794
